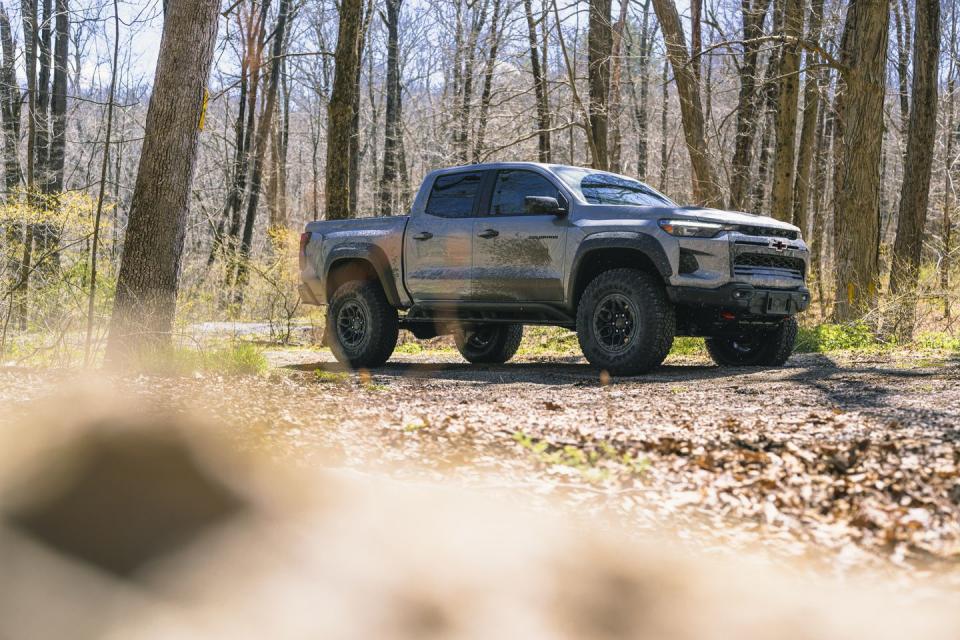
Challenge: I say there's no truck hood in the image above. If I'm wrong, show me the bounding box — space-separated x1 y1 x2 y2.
671 206 799 232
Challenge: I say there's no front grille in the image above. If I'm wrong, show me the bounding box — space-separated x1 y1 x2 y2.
734 252 805 281
735 225 798 240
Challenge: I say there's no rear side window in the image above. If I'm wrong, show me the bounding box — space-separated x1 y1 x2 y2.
490 170 560 215
425 172 483 218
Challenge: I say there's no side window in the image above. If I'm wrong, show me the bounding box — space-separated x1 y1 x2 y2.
490 170 560 215
424 172 483 218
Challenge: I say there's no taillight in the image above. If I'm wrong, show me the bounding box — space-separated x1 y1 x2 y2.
299 232 310 256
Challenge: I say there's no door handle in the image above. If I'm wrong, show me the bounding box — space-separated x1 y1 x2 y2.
412 231 433 241
477 228 499 239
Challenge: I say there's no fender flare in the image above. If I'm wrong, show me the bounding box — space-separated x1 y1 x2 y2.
324 243 403 306
566 231 673 304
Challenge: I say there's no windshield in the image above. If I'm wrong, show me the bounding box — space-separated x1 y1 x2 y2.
552 166 675 207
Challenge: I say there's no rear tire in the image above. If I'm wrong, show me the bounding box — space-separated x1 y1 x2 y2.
576 268 675 376
454 324 523 364
327 280 399 368
705 317 798 367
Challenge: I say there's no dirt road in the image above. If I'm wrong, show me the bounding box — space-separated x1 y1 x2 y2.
2 347 959 579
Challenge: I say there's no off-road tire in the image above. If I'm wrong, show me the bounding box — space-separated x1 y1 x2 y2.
327 280 399 369
576 268 675 376
454 324 523 364
705 316 798 367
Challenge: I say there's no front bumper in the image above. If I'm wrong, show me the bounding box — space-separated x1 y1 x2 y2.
666 283 810 316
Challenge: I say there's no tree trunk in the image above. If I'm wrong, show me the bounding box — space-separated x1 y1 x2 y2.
728 0 770 211
324 0 363 220
105 0 221 360
587 0 611 169
651 0 722 206
15 0 39 330
378 0 404 215
659 55 668 191
0 5 19 195
235 0 291 303
607 0 629 173
891 0 911 133
831 0 889 321
791 0 824 238
348 0 372 214
769 0 803 221
942 8 958 321
523 0 550 162
888 0 940 340
472 0 504 162
626 0 654 180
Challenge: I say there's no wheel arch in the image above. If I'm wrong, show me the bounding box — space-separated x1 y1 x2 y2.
324 244 402 306
567 233 672 311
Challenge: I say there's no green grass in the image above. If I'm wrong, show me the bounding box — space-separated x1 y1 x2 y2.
313 369 350 384
513 430 649 482
133 341 268 376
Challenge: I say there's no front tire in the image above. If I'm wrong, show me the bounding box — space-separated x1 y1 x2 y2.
454 324 523 364
705 317 798 367
576 268 675 376
327 280 399 368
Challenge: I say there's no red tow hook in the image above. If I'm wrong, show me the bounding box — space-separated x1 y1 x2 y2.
720 311 736 321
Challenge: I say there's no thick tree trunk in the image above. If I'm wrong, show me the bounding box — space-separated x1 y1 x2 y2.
105 0 221 359
728 0 770 211
791 0 824 238
378 0 404 215
523 0 550 162
769 0 803 221
831 0 889 321
324 0 363 220
888 0 940 340
651 0 722 206
587 0 611 169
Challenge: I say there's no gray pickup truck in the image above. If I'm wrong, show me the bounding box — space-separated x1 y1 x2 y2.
299 162 809 375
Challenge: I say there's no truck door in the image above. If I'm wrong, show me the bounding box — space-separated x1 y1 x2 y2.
471 169 569 302
403 170 486 301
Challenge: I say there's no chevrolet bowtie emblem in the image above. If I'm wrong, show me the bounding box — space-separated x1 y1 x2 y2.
770 240 788 252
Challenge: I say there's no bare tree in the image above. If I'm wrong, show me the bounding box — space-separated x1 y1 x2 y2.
651 0 722 206
831 0 889 321
378 0 405 214
106 0 222 359
728 0 770 211
524 0 550 162
791 0 825 238
235 0 292 302
888 0 940 339
769 0 803 221
587 0 611 169
325 0 364 220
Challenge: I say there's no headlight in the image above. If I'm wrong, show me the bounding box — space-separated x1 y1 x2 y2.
658 219 732 238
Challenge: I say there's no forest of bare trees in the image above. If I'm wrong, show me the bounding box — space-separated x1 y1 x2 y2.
0 0 957 361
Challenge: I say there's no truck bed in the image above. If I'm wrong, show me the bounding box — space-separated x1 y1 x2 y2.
301 215 410 307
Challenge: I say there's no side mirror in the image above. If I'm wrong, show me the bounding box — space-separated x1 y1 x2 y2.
524 195 567 216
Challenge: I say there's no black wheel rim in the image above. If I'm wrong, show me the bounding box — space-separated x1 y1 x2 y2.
729 336 760 354
593 293 639 354
337 300 367 348
466 327 494 350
